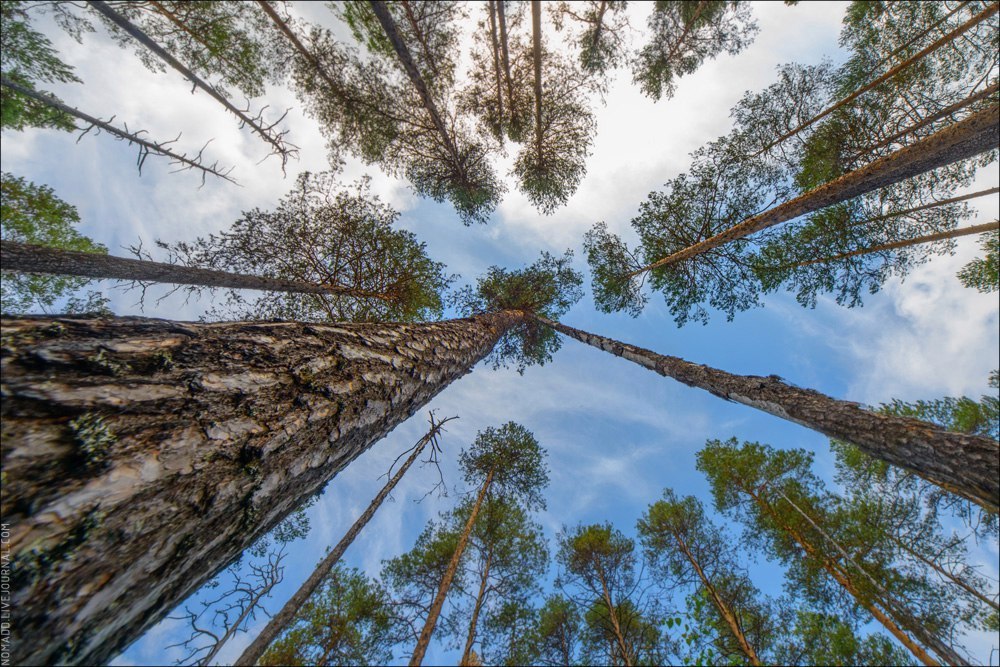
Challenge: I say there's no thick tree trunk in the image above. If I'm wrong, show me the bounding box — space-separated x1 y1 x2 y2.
88 0 293 165
531 0 543 163
788 220 999 268
0 240 391 299
410 468 495 666
630 103 1000 275
368 0 462 165
234 417 453 666
0 76 236 183
532 314 1000 512
675 535 761 665
754 3 999 158
1 310 521 666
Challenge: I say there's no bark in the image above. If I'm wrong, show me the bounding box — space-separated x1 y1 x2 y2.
460 551 492 666
674 535 761 665
88 0 293 165
629 103 1000 275
787 221 999 269
1 310 522 666
753 3 999 157
234 418 452 666
368 0 462 165
410 468 495 666
0 76 236 183
0 240 392 300
751 491 942 667
532 314 1000 512
531 0 543 163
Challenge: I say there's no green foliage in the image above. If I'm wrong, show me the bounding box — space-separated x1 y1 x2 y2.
958 229 999 293
530 594 582 666
459 422 549 510
164 170 451 323
774 610 911 666
260 564 396 666
1 172 110 314
583 221 648 317
633 1 759 100
452 250 583 372
68 413 116 468
0 1 80 131
550 1 630 79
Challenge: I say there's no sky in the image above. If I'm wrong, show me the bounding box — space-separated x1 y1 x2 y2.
2 1 998 665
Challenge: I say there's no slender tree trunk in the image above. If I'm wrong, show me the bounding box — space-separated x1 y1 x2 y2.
629 103 999 275
675 536 761 665
487 0 505 129
0 240 393 300
234 417 453 666
368 0 462 165
531 0 543 163
591 0 609 54
87 0 294 166
776 490 969 666
752 2 999 157
843 186 1000 231
0 76 236 183
755 493 943 666
145 0 250 82
659 1 708 77
596 566 632 667
410 469 495 666
1 310 522 666
785 221 998 268
460 551 493 666
400 0 440 82
496 0 515 117
896 540 1000 612
531 314 1000 512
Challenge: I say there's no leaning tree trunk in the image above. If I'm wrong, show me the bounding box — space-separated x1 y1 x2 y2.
531 314 1000 512
410 468 495 666
1 310 521 666
234 416 454 666
0 241 392 299
629 103 1000 275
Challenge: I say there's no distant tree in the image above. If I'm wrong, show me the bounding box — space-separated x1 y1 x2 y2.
530 594 583 666
235 415 455 667
163 171 452 323
513 2 596 214
258 565 396 666
633 1 759 100
0 0 79 131
0 173 109 314
409 422 549 666
550 0 630 81
480 598 540 666
556 523 663 666
529 313 1000 512
958 228 999 293
774 610 912 666
638 489 778 665
451 249 583 372
697 438 972 666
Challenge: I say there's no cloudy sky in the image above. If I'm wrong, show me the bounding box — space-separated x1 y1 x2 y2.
3 2 998 665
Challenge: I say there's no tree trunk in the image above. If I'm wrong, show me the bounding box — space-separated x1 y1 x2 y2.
591 0 609 55
460 551 493 666
400 0 440 82
87 0 293 166
753 3 999 157
531 0 543 163
202 562 282 667
596 565 632 667
628 103 999 275
410 468 495 666
487 0 505 128
0 240 392 300
146 0 251 84
368 0 462 166
0 76 236 183
496 0 515 118
675 535 761 665
659 1 708 79
532 314 1000 512
896 540 1000 612
786 221 999 268
841 186 1000 231
1 310 522 666
234 417 453 666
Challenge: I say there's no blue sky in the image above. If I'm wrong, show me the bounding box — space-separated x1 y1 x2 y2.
2 2 998 665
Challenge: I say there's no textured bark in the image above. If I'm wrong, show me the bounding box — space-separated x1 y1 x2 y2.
234 418 451 666
533 314 1000 512
630 103 1000 275
674 535 761 665
87 0 292 163
369 0 461 165
0 240 390 299
410 468 494 666
531 0 543 163
788 221 1000 268
0 76 236 183
754 3 999 157
1 310 521 666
